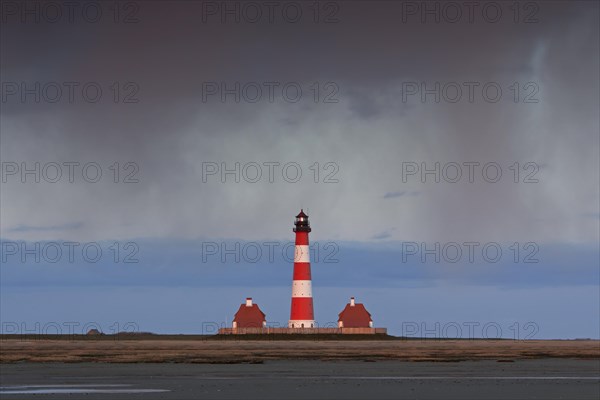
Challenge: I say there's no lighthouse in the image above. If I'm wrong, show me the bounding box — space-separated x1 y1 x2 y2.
289 209 315 328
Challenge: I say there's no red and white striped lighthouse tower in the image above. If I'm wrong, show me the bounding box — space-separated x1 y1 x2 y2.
289 209 315 328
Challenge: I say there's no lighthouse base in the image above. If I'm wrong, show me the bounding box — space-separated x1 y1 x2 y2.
288 320 316 329
218 327 388 335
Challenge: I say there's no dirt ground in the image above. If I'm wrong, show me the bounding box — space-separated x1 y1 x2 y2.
1 338 598 363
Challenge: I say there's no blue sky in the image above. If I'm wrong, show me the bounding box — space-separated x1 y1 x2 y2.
1 238 598 338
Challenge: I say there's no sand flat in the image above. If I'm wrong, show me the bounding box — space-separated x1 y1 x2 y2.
1 339 598 363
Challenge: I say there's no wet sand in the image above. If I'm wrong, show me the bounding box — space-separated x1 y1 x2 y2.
1 339 598 398
1 360 599 399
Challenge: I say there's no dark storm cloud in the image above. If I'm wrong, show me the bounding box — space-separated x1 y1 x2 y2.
1 1 598 244
7 222 83 233
371 231 392 240
383 191 420 199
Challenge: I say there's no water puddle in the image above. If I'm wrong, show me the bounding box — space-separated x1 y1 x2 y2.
0 384 170 395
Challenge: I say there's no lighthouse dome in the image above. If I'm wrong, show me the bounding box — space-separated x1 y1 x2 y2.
296 209 308 218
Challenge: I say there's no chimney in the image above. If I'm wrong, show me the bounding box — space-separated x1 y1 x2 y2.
246 298 253 307
350 297 355 306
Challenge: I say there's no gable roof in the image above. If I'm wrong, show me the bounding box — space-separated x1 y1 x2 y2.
233 303 266 327
338 303 372 327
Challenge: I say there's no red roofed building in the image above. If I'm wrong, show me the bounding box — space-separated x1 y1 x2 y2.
232 298 266 328
337 297 373 328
